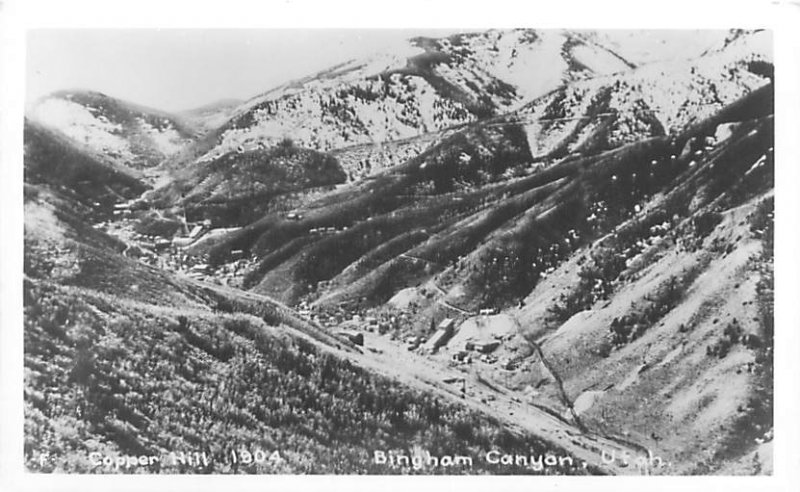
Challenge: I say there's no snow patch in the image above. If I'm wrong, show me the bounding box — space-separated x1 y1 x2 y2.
30 98 132 159
138 117 187 156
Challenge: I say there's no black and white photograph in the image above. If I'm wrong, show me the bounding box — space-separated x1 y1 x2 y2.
1 0 799 489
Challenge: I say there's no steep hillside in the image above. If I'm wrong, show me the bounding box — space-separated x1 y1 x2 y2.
203 81 771 305
172 29 640 176
178 98 244 133
23 28 775 476
515 29 772 159
154 138 347 226
162 29 769 196
580 30 732 66
202 118 535 299
28 90 199 171
23 118 149 219
24 178 603 474
411 29 634 106
178 80 774 473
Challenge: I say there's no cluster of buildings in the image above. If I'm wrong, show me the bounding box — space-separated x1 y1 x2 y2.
295 302 398 334
100 210 258 286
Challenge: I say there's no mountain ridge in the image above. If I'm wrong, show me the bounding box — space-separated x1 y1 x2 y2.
22 28 775 475
27 89 201 172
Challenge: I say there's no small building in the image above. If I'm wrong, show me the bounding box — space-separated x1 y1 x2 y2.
122 244 144 258
154 238 172 251
172 236 195 248
188 225 204 239
473 340 500 354
500 358 518 370
424 318 456 353
479 354 498 364
338 330 364 346
479 308 498 316
452 350 469 362
189 264 211 274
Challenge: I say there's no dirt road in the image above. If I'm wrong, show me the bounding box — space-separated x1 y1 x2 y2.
182 276 657 475
352 330 658 475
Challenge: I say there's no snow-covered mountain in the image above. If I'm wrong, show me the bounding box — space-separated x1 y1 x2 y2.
186 29 770 181
27 30 770 184
178 98 244 133
580 30 732 66
516 29 772 158
23 28 776 475
190 29 641 164
27 90 199 170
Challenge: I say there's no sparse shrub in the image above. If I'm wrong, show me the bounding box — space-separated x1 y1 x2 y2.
24 276 597 474
276 137 297 156
749 197 774 258
549 247 625 324
707 319 748 359
69 345 96 386
595 338 613 358
693 211 723 238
